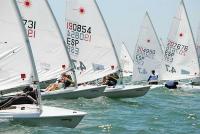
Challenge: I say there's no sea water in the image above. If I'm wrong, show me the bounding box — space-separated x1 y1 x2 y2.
0 87 200 134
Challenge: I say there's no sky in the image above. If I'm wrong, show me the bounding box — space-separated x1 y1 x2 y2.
48 0 200 55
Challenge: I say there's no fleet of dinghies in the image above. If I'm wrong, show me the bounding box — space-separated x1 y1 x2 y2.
17 0 106 100
65 0 150 98
0 0 86 128
2 0 107 100
0 0 200 128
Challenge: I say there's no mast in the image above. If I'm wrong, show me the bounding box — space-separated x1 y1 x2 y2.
181 0 200 70
13 0 42 110
45 0 78 87
94 0 123 85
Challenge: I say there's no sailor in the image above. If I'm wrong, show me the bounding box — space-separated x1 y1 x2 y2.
0 86 37 110
62 73 74 88
147 70 158 85
103 73 119 87
165 80 179 89
190 73 200 86
45 73 74 92
45 78 65 92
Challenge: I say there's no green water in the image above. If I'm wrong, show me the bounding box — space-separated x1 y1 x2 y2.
0 87 200 134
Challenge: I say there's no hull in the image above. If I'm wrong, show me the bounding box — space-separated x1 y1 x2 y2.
103 85 150 98
177 84 200 93
41 85 106 100
150 84 164 90
0 104 86 128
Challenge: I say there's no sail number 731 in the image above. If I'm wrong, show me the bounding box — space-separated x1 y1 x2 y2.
23 19 36 38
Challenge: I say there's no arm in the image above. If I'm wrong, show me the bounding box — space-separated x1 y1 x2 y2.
27 95 37 104
147 76 151 82
64 76 74 83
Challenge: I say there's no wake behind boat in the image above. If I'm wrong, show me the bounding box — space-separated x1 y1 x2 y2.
177 84 200 93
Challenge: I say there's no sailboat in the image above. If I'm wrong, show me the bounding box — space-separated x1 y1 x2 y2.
196 23 200 64
120 42 134 77
0 0 86 128
188 23 200 86
15 0 106 100
66 0 150 98
161 0 200 91
132 12 164 89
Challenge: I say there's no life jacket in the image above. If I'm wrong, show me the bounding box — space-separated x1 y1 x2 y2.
149 74 158 82
63 75 73 88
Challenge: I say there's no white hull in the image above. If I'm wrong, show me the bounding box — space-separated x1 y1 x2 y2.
150 84 164 90
177 84 200 93
103 85 150 98
0 104 86 128
41 85 106 99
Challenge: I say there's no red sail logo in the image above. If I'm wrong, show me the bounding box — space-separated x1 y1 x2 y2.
24 0 31 8
79 7 85 14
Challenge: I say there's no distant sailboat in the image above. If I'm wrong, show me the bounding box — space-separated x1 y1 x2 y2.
120 42 133 77
131 12 164 90
160 0 200 92
196 23 200 66
186 23 200 86
16 0 106 99
0 0 86 128
133 12 163 83
65 0 150 98
189 22 200 85
161 0 199 81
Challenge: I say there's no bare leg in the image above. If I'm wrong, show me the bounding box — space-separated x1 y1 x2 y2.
46 84 58 92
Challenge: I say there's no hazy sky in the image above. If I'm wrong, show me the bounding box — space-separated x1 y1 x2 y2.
48 0 200 55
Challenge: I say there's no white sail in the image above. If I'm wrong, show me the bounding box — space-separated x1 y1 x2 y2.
65 0 119 84
17 0 73 82
132 12 163 81
196 23 200 64
161 0 199 80
120 43 133 77
0 0 35 90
